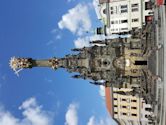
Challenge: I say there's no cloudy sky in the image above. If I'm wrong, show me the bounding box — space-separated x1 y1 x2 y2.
0 0 117 125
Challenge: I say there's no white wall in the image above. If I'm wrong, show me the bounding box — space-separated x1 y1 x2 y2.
98 0 153 34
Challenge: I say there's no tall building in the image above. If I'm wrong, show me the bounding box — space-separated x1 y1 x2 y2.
113 88 141 124
105 87 154 125
96 0 154 35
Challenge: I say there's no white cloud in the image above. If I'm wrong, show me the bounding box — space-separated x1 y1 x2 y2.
46 29 62 46
46 40 54 46
99 86 105 98
89 34 120 42
92 0 101 19
87 116 96 125
51 29 62 40
0 97 53 125
0 109 19 125
58 4 92 36
64 103 117 125
55 34 62 40
67 0 75 2
65 103 78 125
87 116 117 125
73 34 121 49
90 35 105 41
74 37 91 48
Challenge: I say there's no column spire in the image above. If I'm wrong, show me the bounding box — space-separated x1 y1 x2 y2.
9 57 59 76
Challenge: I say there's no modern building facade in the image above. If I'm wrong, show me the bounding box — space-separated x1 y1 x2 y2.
97 0 153 35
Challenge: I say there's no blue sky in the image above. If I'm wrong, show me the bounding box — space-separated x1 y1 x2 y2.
0 0 117 125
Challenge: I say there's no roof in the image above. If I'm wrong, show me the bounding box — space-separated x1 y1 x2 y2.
105 87 113 116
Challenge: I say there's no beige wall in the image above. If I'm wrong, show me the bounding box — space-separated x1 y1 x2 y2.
113 88 141 121
112 88 153 124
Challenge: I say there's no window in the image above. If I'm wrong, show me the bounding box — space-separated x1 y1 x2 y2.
121 106 127 109
114 105 118 107
132 18 139 22
145 107 152 111
145 2 152 10
121 20 128 23
111 21 114 24
135 61 147 65
122 113 127 116
121 5 127 9
131 107 137 109
121 28 128 30
114 112 118 114
111 21 118 25
131 3 139 12
132 4 138 8
131 114 137 116
103 9 106 14
114 98 117 100
131 99 137 102
121 9 128 13
110 6 118 14
110 6 114 15
121 5 128 13
145 115 148 118
132 8 139 12
121 98 126 101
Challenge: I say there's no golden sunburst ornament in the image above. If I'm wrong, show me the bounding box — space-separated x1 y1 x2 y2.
9 57 23 76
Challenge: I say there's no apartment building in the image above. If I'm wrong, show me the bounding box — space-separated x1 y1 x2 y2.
105 87 154 125
97 0 153 35
113 88 141 124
